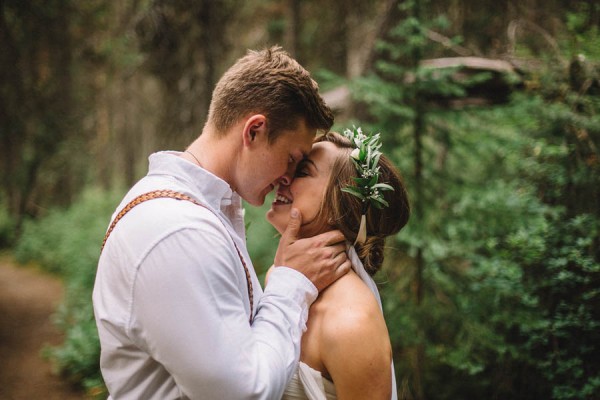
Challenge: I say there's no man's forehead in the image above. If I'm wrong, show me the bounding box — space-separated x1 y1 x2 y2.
293 129 315 157
300 145 311 159
277 121 316 156
301 139 314 159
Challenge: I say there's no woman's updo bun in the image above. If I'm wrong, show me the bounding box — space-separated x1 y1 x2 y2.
356 235 386 275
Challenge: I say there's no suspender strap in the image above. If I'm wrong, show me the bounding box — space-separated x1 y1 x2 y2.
100 189 254 324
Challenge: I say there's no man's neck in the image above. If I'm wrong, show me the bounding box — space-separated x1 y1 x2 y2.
184 124 240 188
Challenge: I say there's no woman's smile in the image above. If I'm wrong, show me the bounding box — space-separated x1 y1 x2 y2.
267 142 338 237
273 188 293 206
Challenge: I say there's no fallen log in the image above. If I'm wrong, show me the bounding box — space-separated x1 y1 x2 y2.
323 56 524 113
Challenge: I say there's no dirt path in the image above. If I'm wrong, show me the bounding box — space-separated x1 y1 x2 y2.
0 255 86 399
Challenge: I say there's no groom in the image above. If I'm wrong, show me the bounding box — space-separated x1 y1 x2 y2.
93 46 351 399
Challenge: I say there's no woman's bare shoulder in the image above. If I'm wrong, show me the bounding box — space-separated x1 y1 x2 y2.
318 271 389 345
316 271 393 399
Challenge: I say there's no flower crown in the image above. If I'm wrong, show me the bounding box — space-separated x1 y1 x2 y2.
340 126 394 244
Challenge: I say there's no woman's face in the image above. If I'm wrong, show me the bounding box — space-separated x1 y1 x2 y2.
266 141 340 238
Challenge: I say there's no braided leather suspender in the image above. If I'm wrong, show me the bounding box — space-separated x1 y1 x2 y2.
100 189 254 324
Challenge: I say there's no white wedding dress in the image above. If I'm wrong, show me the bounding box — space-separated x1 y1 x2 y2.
282 362 337 400
281 246 398 400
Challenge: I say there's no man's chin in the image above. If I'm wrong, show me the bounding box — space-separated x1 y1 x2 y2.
265 211 286 235
244 195 265 207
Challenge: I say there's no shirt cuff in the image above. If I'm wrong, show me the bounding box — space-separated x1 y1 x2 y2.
266 267 318 331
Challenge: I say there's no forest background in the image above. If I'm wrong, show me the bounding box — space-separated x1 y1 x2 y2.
1 0 599 399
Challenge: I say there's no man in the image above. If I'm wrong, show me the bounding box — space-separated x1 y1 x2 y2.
93 46 351 399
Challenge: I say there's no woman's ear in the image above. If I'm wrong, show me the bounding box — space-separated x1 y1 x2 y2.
242 114 268 147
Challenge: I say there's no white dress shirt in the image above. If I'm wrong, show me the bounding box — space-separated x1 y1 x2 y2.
93 151 318 399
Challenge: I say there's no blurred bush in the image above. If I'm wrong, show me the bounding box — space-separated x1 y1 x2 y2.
15 187 125 396
0 196 16 248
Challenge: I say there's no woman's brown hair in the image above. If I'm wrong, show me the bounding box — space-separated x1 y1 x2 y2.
314 132 410 275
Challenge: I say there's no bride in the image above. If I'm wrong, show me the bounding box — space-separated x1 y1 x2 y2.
266 129 410 400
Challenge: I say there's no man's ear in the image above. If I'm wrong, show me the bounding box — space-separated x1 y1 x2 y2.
242 114 267 147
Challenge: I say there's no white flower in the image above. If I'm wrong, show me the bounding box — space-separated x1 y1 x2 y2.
350 148 360 160
354 133 367 147
363 169 375 177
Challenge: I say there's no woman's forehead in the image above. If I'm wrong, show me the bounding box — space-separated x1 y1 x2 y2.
308 141 341 169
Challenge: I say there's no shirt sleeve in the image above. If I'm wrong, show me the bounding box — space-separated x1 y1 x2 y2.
129 215 317 399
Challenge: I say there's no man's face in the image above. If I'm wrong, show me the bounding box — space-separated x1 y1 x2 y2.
238 119 315 206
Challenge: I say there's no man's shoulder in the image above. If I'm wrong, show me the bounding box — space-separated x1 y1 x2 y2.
117 178 221 224
105 187 231 256
116 192 217 226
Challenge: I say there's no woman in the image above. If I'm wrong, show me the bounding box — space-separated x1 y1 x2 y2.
266 129 410 400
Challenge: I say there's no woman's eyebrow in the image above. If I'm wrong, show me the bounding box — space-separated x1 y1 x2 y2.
303 158 318 171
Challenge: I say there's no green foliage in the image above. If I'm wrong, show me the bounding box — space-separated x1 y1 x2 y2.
523 214 600 399
15 187 125 397
339 1 600 398
43 299 104 394
379 95 599 399
564 3 600 58
0 196 16 248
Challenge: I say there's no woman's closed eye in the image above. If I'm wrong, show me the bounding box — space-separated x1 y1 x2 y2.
294 160 311 178
294 167 309 178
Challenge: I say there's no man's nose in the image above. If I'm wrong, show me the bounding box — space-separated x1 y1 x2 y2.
277 173 292 186
278 162 296 186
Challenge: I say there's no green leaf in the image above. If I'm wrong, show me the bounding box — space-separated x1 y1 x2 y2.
342 187 366 200
369 174 379 186
372 196 389 208
359 147 367 160
373 183 394 191
353 177 371 186
372 152 382 169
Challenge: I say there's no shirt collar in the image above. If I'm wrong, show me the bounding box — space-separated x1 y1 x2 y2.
147 151 235 209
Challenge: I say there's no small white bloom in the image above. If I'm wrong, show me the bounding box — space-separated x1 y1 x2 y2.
350 148 360 160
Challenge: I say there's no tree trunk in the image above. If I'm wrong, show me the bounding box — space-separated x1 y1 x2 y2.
285 0 301 59
411 0 426 397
